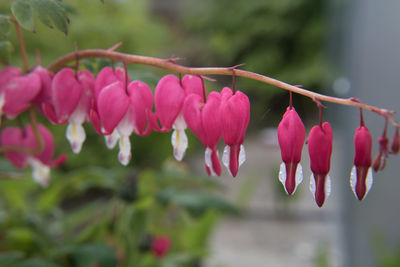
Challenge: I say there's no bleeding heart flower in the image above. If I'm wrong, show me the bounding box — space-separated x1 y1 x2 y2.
92 67 129 149
220 87 250 177
1 72 41 119
308 122 333 207
350 125 373 201
1 124 67 186
32 66 53 115
114 80 153 166
184 91 222 176
277 106 305 195
47 68 83 124
152 74 204 161
65 70 95 153
391 128 399 154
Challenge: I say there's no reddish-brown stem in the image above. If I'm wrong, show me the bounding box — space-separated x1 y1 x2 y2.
122 60 128 94
289 91 293 109
360 108 365 126
199 75 207 102
36 49 42 66
10 17 29 73
47 49 399 128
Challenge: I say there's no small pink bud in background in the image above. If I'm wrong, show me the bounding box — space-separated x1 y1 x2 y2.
308 122 333 207
391 128 399 154
1 127 28 169
151 236 170 258
373 133 389 172
350 126 373 200
220 87 250 177
277 107 305 195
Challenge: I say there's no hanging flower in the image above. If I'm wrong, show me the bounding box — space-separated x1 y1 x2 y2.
1 69 41 119
183 91 222 176
220 87 250 177
277 106 305 195
308 122 333 207
350 125 373 200
152 74 203 161
391 127 399 154
1 124 67 186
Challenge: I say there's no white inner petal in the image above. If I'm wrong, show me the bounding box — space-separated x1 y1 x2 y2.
365 167 373 197
117 110 135 137
29 158 50 187
171 128 188 161
295 163 304 190
118 135 131 166
66 122 86 154
279 162 287 193
309 173 316 198
350 165 357 197
105 129 120 149
0 93 5 117
204 147 216 176
222 145 230 170
325 174 332 199
172 113 187 130
238 144 246 167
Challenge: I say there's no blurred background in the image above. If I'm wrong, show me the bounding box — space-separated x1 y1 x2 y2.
0 0 400 266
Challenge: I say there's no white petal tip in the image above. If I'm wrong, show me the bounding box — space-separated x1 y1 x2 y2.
171 129 188 162
66 123 86 154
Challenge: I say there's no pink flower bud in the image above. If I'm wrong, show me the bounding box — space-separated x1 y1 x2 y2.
277 107 305 195
183 91 222 176
350 126 373 200
151 236 170 258
220 87 250 177
308 122 333 207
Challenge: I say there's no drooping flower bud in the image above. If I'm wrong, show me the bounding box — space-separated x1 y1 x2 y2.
373 132 389 172
308 122 333 207
391 127 399 154
183 91 222 176
277 107 305 195
220 87 250 177
1 127 28 169
350 125 373 200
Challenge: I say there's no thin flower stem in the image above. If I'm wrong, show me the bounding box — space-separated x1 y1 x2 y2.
10 17 29 73
47 49 399 128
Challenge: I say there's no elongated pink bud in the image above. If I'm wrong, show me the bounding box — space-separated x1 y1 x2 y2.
308 122 333 207
350 126 373 200
277 107 305 195
183 91 222 176
220 87 250 177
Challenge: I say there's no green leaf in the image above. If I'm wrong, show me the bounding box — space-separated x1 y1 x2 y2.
30 0 70 35
0 15 11 37
0 40 13 63
11 0 35 32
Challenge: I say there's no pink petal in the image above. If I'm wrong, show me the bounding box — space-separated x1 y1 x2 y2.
97 81 129 134
308 122 333 175
52 68 83 123
2 73 41 118
1 127 28 168
154 74 185 131
127 80 153 136
0 67 22 93
182 74 204 99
